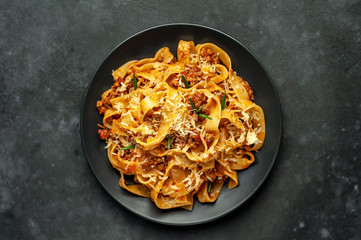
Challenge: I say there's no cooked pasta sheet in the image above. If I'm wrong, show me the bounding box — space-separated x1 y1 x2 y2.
96 41 265 210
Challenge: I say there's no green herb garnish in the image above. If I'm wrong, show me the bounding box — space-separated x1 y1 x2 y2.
120 145 136 150
132 74 138 90
189 99 212 120
167 135 171 150
189 98 197 111
221 92 226 110
208 182 212 192
182 75 190 89
198 113 213 120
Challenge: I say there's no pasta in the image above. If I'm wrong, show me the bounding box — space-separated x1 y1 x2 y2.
96 40 265 210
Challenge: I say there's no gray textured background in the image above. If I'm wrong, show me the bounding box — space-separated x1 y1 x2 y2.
1 0 361 239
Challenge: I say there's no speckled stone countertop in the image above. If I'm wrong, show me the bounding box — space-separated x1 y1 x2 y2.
1 1 360 239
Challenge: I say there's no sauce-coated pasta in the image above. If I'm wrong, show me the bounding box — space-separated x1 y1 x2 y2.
96 41 265 210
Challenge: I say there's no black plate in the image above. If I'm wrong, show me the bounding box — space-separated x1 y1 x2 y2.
80 23 282 226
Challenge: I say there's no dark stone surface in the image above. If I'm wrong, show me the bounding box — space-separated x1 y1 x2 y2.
1 0 360 239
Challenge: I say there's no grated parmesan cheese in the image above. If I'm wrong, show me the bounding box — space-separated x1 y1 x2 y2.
246 130 261 145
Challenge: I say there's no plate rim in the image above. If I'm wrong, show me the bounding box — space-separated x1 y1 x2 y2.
80 23 283 226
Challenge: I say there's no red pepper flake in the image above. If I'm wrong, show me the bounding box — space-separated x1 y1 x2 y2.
98 129 109 140
195 134 201 142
